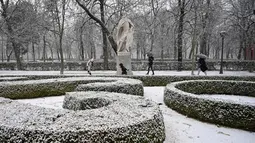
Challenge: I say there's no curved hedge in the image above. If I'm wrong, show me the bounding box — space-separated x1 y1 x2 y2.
75 78 143 96
0 77 143 99
0 92 165 142
1 74 255 86
164 80 255 131
0 77 166 142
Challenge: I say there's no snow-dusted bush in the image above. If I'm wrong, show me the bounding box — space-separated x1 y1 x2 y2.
135 75 255 86
0 77 143 99
0 91 165 142
164 80 255 131
2 74 255 87
63 92 112 110
75 78 143 96
1 60 254 71
0 77 28 82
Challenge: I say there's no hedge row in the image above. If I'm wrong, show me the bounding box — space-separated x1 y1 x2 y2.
164 80 255 131
1 74 255 86
0 77 143 99
1 60 254 71
0 91 165 142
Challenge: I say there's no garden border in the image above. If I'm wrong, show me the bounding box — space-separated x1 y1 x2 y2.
0 91 165 142
164 80 255 131
0 77 143 99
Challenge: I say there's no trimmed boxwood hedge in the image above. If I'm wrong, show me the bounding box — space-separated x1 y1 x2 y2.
0 77 143 99
1 74 255 86
0 91 165 142
164 80 255 131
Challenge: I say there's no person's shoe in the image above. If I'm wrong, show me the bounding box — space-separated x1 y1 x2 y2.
152 73 154 75
146 73 149 75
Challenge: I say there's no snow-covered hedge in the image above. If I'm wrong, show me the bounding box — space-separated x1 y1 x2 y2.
75 78 143 96
1 60 254 71
0 77 143 99
63 92 112 110
164 80 255 131
2 74 255 87
0 91 165 142
0 77 27 82
135 75 255 86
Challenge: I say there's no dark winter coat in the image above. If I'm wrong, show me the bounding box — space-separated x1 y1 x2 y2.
198 58 208 72
148 56 154 65
119 63 128 75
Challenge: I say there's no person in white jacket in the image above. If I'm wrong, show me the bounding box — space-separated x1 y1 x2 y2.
87 58 94 75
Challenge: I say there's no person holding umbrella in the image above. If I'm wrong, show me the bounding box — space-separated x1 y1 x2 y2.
196 54 208 75
146 51 155 75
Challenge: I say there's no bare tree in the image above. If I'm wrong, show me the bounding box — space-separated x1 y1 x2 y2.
44 0 67 74
0 0 39 70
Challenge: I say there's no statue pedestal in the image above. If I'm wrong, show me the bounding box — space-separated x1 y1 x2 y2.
116 52 133 75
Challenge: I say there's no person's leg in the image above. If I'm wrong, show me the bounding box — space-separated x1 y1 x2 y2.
197 68 201 75
87 66 91 75
151 64 154 75
146 65 151 75
204 71 207 76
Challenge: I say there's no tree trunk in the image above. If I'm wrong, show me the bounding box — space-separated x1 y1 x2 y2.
75 0 117 54
200 0 210 55
11 38 22 70
160 23 164 60
32 42 35 62
88 26 96 59
136 41 140 60
26 44 29 61
237 33 244 60
191 1 198 75
59 0 66 74
1 3 22 69
59 35 64 74
43 35 46 62
100 1 109 70
177 0 185 71
1 35 4 62
80 27 84 61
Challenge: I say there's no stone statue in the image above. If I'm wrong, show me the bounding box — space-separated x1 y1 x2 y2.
116 17 134 53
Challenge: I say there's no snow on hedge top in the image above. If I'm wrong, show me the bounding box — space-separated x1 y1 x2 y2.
165 80 255 106
0 77 142 86
0 91 160 131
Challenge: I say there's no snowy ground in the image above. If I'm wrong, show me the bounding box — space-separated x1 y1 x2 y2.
0 70 255 76
3 70 255 142
17 87 255 143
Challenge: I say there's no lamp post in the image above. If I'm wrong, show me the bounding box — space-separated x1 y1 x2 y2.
219 31 227 74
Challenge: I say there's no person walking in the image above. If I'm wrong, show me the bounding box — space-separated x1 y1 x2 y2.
146 52 154 75
119 63 128 75
87 58 94 75
197 57 208 75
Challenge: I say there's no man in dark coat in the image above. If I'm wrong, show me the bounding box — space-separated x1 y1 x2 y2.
197 57 208 75
146 53 154 75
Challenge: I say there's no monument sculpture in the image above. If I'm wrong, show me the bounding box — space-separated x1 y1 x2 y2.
116 17 134 75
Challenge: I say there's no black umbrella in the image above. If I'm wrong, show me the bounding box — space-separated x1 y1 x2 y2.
196 53 207 59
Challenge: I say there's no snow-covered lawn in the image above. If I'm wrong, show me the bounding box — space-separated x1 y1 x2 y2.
144 87 255 143
17 87 255 143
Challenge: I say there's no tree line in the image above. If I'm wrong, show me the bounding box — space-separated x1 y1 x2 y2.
0 0 254 73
